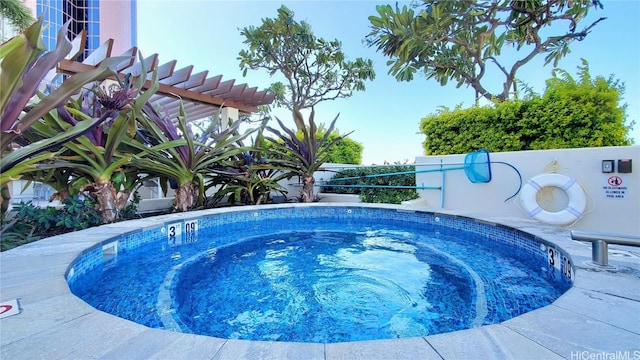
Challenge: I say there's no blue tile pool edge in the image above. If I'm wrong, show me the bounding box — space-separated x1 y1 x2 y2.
64 203 575 301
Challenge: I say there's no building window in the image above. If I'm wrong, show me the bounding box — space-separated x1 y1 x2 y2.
36 0 100 61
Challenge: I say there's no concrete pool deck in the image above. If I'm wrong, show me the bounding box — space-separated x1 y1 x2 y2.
1 204 639 359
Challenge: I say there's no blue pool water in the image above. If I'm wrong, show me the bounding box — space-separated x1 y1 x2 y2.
68 206 572 343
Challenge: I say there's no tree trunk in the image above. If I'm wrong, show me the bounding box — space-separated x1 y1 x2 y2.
175 182 196 212
116 189 131 211
0 183 11 217
84 182 119 223
300 174 315 203
49 189 70 202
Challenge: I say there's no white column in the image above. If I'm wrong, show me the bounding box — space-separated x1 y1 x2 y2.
220 107 239 131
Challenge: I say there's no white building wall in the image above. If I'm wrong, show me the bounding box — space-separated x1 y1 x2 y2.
8 148 637 234
23 1 134 55
99 0 134 55
414 146 640 235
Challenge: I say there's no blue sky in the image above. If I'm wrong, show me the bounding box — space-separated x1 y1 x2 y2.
136 0 639 164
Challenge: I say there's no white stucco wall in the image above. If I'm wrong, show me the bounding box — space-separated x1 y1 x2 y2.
8 149 637 234
281 163 360 199
414 146 640 235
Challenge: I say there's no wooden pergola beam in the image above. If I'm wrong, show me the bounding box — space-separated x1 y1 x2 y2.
57 59 260 113
55 35 274 121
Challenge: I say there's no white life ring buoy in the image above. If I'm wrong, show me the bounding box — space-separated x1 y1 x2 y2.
520 173 587 226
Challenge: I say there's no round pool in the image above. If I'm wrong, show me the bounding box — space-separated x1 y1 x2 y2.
67 204 573 343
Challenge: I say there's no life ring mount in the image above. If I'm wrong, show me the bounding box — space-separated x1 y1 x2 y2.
519 173 587 226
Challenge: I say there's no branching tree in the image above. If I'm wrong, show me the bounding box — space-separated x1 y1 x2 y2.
239 5 375 130
238 5 375 202
367 0 605 102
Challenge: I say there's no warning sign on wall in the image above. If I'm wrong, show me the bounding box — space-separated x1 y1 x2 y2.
603 176 627 199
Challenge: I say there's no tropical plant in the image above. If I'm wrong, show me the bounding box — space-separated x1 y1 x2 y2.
0 0 35 39
367 0 605 102
17 166 79 202
420 60 633 154
296 127 363 165
0 18 127 215
208 125 290 206
265 111 349 202
128 104 255 212
238 5 374 202
25 69 155 223
120 191 141 219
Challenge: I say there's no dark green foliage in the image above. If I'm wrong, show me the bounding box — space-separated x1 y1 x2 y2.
120 191 141 220
208 127 290 206
295 128 363 165
1 194 141 251
420 61 633 154
325 133 363 165
322 165 419 204
0 0 35 35
24 196 102 230
0 196 101 250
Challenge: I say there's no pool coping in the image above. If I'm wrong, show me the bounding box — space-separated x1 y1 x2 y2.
1 203 639 359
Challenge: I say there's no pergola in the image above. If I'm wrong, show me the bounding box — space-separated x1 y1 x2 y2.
55 32 275 122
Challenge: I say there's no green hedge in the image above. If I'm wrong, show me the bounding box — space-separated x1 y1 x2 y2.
321 165 419 204
420 61 633 155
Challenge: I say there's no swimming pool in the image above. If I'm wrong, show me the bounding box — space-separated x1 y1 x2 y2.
66 204 573 343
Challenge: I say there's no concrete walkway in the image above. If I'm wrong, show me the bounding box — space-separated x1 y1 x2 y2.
1 207 639 359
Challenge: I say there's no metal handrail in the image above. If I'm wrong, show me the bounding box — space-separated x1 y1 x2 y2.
318 184 441 190
313 164 450 207
321 165 467 182
316 156 522 204
570 230 640 267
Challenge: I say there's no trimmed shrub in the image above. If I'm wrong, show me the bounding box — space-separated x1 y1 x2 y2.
322 164 419 204
420 61 633 155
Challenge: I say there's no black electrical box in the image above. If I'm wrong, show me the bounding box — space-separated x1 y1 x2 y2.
618 159 632 173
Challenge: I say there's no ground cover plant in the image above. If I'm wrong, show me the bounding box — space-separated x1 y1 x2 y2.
0 193 142 251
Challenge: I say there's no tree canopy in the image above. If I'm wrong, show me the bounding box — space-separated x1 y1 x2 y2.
419 60 633 155
239 5 375 131
238 5 374 202
367 0 605 102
